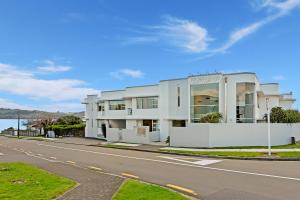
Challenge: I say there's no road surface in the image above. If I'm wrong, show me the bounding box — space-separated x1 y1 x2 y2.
1 136 300 200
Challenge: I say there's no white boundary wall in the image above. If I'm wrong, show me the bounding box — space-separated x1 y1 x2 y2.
170 123 300 148
106 127 160 144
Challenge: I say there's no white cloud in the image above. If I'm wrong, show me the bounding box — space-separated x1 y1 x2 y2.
154 16 210 53
124 16 210 53
260 0 300 13
214 0 300 53
0 98 36 110
0 98 84 112
110 68 144 79
0 63 99 101
272 75 286 80
37 60 72 73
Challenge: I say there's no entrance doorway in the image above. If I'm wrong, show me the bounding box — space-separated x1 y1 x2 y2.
101 124 106 138
143 120 153 132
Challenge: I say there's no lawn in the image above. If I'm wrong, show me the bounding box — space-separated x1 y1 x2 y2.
161 149 300 158
113 179 189 200
161 150 264 157
0 162 76 200
212 143 300 149
276 152 300 158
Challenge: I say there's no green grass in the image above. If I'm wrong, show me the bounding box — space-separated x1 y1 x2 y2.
161 150 263 157
0 162 76 200
208 143 300 149
161 150 300 158
113 180 189 200
276 152 300 158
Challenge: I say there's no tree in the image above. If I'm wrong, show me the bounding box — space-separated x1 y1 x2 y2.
56 115 83 125
270 107 286 123
285 109 300 123
32 114 55 136
200 112 223 123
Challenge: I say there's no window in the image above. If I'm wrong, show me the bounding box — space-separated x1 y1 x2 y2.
152 120 159 131
142 120 159 132
172 120 186 127
177 86 181 107
98 102 105 111
137 97 158 109
236 83 255 123
109 100 125 110
190 83 219 123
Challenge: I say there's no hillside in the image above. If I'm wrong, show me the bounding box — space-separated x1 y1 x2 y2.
0 108 84 119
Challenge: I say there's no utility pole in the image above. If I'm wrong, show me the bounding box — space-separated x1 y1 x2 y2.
17 112 20 138
266 98 271 156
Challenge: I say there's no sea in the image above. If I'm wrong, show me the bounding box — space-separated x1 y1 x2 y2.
0 119 27 131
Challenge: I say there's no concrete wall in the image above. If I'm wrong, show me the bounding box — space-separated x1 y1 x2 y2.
170 123 210 147
170 123 300 148
106 127 160 144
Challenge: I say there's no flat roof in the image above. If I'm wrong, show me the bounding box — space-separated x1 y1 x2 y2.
260 83 279 85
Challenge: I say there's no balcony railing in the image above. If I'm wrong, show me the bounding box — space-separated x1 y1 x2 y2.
127 108 132 115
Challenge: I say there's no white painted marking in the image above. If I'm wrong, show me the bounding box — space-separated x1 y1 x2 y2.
0 153 4 156
158 156 222 166
37 143 300 182
88 166 102 171
37 154 43 156
50 157 57 160
112 143 140 147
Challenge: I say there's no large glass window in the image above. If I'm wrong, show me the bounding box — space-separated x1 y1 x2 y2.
109 100 125 110
190 83 219 123
137 97 158 109
236 83 255 123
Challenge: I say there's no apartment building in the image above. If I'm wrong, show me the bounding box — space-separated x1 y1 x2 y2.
83 72 295 143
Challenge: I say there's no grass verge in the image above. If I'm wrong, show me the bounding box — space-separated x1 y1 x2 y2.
161 150 300 158
212 143 300 149
113 179 190 200
161 150 263 157
0 162 76 200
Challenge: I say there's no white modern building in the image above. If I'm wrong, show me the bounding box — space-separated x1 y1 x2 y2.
83 72 296 146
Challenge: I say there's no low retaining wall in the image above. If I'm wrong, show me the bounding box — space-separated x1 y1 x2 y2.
170 123 300 148
106 127 160 144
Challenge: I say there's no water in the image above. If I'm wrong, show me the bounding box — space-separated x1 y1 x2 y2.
0 119 27 131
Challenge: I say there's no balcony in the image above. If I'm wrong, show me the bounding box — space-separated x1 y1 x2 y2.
127 108 132 115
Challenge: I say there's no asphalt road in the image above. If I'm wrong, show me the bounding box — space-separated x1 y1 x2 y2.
1 137 300 200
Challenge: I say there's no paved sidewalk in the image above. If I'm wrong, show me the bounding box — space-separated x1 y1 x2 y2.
0 147 124 200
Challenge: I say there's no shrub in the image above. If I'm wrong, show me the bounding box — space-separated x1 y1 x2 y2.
200 112 223 123
270 107 286 123
47 124 85 137
56 115 83 125
285 109 300 123
269 107 300 123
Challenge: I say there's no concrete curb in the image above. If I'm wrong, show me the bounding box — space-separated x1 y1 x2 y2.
89 145 300 161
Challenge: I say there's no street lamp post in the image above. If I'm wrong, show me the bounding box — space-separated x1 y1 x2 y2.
17 112 20 139
266 98 271 156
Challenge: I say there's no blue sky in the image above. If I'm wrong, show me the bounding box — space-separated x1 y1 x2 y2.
0 0 300 112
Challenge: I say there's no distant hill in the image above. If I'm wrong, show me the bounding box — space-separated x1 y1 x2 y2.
0 108 84 119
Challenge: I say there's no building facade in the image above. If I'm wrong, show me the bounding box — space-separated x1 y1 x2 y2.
83 72 295 143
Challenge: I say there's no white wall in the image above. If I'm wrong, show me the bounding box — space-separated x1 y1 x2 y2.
84 95 98 138
170 123 300 148
106 127 160 144
170 123 210 147
125 85 159 98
